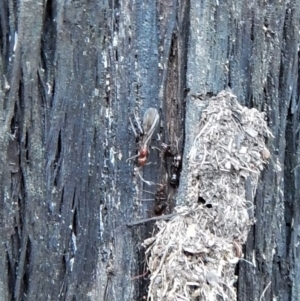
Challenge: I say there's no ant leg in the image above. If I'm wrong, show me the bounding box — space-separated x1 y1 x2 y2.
134 112 143 134
126 153 139 162
129 117 138 137
151 146 162 152
142 190 156 194
138 170 155 186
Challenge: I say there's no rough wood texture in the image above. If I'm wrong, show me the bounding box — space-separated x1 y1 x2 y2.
0 0 299 301
0 1 185 300
182 1 300 301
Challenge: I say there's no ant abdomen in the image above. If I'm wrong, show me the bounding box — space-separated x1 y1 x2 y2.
138 156 147 166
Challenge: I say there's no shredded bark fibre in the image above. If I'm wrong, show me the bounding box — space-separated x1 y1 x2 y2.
143 90 273 301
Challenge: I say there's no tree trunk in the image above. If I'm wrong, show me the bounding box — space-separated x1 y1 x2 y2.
0 0 299 301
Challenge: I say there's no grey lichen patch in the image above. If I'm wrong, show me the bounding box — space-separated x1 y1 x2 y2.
143 91 272 301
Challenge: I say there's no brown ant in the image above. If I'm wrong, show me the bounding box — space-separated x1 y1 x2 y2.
142 180 168 215
160 136 183 186
153 183 168 215
138 108 160 166
127 108 160 186
161 142 173 158
127 108 160 167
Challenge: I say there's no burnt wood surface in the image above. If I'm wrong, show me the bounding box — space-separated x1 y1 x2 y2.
0 0 299 301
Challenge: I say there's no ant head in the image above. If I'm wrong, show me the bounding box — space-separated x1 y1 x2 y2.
161 142 170 150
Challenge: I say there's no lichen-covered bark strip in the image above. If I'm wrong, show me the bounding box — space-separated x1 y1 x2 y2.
182 0 300 300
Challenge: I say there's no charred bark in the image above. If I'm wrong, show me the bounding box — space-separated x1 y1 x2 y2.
0 0 185 300
0 0 299 301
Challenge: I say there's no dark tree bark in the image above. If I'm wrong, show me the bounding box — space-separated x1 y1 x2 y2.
183 1 300 300
0 1 299 301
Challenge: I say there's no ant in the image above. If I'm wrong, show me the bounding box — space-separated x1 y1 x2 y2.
154 183 168 215
127 108 160 186
127 108 160 166
160 136 183 186
169 154 182 186
161 142 173 157
142 179 168 215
